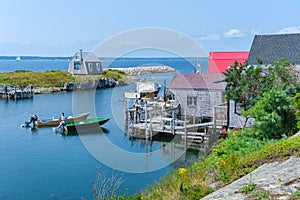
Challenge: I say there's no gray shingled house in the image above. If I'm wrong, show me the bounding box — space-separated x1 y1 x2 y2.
248 33 300 65
68 50 103 75
168 73 226 119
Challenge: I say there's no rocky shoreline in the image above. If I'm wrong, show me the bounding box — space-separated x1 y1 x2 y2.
110 65 175 76
33 66 175 93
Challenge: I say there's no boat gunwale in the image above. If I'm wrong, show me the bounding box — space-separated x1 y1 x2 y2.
66 117 110 126
35 112 90 127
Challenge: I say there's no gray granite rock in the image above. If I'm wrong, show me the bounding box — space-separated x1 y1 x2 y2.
202 157 300 200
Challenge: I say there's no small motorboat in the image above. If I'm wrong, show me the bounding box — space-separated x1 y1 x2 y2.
64 117 110 133
35 112 90 127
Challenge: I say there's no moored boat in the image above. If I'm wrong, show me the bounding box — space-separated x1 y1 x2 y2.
35 112 90 127
64 117 110 132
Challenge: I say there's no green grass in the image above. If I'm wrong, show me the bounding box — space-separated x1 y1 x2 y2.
288 190 300 200
0 69 126 87
101 69 126 81
0 70 75 87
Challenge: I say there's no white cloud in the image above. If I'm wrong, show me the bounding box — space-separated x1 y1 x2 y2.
224 29 246 38
194 34 221 41
277 26 300 34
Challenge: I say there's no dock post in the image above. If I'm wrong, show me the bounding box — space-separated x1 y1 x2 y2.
13 87 17 100
193 109 196 124
4 85 8 99
150 117 153 138
172 111 175 135
145 104 149 139
124 99 128 131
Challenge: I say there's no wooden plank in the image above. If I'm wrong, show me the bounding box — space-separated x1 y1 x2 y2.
186 122 213 128
176 132 205 136
186 135 204 139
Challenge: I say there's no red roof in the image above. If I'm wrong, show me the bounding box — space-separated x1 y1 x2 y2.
168 73 226 90
208 52 249 73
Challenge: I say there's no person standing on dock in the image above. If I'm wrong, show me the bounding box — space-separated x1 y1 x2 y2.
135 105 140 123
60 112 65 120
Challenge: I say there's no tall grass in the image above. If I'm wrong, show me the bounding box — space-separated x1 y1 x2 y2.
140 129 300 200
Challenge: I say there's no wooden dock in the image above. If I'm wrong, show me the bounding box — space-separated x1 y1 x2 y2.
0 85 33 100
125 101 220 146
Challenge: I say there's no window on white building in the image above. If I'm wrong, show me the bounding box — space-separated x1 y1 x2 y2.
187 96 197 107
88 63 93 71
74 61 81 69
96 63 101 71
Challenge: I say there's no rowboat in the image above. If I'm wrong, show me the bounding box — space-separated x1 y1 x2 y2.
35 112 90 127
64 117 110 133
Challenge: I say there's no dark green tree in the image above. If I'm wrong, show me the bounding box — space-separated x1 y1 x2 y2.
292 93 300 130
224 59 299 139
242 88 296 139
223 59 299 110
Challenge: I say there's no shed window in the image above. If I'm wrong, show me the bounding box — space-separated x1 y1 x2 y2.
96 63 101 71
187 96 197 107
88 63 93 71
74 61 81 70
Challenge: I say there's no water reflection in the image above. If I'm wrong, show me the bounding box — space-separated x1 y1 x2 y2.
127 132 213 169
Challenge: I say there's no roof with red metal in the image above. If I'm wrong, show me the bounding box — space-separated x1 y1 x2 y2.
208 52 249 73
168 73 226 90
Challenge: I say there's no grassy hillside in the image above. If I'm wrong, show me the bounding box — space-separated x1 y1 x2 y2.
100 132 300 200
141 133 300 200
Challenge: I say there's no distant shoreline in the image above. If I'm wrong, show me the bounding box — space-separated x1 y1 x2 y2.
0 56 208 60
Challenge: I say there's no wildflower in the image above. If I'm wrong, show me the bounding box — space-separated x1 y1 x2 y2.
178 168 187 176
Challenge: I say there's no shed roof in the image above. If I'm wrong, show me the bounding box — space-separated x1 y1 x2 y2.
74 52 100 62
208 52 249 73
248 33 300 65
168 73 226 90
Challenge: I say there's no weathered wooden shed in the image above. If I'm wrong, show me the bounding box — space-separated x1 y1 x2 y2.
68 50 103 75
168 73 226 119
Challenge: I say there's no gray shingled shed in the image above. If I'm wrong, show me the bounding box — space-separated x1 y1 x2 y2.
248 33 300 65
168 73 226 118
68 50 103 75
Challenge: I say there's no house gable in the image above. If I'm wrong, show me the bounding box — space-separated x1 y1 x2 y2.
68 51 103 75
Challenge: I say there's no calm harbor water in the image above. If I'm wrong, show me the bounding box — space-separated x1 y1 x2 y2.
0 58 209 199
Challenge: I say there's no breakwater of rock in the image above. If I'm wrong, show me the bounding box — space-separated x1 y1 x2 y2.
110 65 175 76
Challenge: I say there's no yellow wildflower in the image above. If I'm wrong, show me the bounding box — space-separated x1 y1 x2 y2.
178 168 187 176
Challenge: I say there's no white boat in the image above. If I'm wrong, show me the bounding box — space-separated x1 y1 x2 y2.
16 56 21 61
124 81 161 99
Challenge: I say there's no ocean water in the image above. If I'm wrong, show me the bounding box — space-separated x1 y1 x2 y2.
0 57 209 200
0 57 208 73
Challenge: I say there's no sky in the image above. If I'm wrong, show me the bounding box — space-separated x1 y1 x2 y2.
1 0 300 57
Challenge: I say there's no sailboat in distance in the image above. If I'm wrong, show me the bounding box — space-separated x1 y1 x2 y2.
16 56 21 61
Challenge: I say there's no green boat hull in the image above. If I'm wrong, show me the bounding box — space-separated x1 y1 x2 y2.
65 118 110 133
